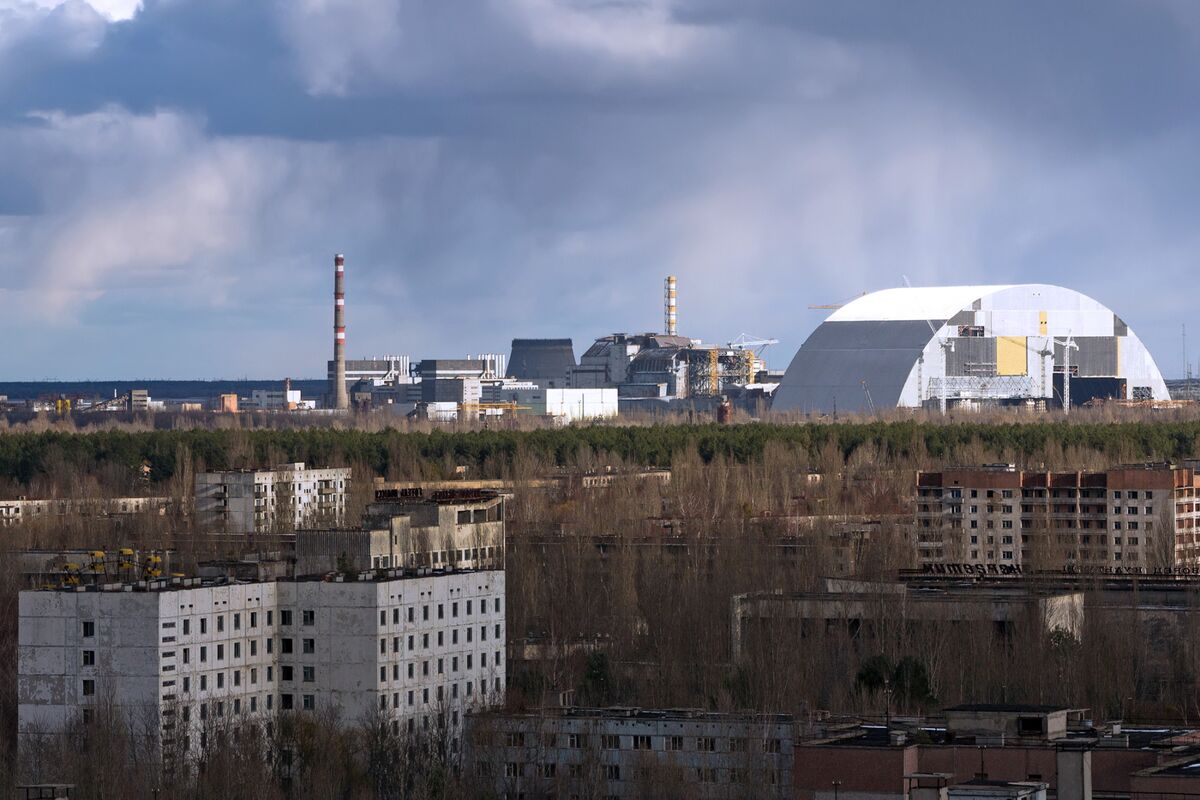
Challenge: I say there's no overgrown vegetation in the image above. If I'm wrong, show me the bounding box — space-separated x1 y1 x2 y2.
3 418 1200 795
2 420 1200 496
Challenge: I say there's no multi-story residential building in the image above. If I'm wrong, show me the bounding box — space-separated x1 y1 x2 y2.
194 463 351 533
915 464 1200 571
17 567 505 758
296 489 505 574
0 496 176 527
465 707 794 799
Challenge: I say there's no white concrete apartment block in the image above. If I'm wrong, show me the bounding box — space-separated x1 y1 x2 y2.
18 569 504 757
194 463 351 533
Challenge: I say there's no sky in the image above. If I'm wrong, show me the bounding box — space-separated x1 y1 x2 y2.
2 0 1199 380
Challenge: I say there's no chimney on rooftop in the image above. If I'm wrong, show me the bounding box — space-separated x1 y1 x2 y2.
333 254 349 410
1056 743 1093 800
664 275 677 336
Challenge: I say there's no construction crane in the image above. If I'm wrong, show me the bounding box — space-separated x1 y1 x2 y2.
727 334 780 383
808 291 867 311
727 334 779 354
1013 333 1077 414
1057 334 1079 415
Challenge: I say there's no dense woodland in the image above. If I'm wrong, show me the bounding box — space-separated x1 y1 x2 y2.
2 417 1200 495
3 418 1200 797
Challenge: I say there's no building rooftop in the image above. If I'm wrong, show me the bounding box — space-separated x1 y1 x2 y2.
198 462 349 474
372 488 502 505
945 704 1071 714
485 706 794 724
31 566 500 594
1135 754 1200 777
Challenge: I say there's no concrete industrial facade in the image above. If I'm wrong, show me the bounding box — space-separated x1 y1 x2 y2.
731 581 1083 663
466 707 794 799
915 464 1200 571
774 284 1170 414
18 569 506 758
194 463 350 534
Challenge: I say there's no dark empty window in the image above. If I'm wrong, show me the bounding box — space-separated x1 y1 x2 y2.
1017 716 1044 736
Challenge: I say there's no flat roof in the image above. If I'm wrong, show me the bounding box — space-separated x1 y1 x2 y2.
482 707 793 724
1135 755 1200 777
30 566 502 593
372 488 502 505
945 704 1071 714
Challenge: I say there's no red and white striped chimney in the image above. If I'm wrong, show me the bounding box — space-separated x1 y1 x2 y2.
333 254 349 410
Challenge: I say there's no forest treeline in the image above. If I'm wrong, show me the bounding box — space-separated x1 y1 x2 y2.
3 420 1200 494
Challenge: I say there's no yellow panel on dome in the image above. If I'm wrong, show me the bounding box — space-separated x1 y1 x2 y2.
997 336 1028 376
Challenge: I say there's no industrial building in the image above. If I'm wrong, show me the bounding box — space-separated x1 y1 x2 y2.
296 488 506 575
568 332 761 402
316 269 773 418
332 355 411 390
342 355 618 423
562 277 775 413
914 463 1200 571
506 339 576 387
465 707 794 799
773 284 1170 414
731 579 1083 664
489 386 618 421
17 567 506 758
194 463 350 534
239 379 315 411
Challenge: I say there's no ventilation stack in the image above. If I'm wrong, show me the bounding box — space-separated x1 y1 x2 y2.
333 254 349 410
664 275 677 336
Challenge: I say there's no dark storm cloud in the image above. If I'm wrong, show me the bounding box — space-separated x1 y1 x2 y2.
0 0 1196 379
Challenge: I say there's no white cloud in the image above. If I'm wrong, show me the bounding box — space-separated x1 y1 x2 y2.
5 0 140 21
503 0 705 64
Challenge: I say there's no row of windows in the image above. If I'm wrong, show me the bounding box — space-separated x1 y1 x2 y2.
936 488 1157 500
379 651 501 682
934 504 1156 516
89 668 505 702
968 534 1144 546
379 625 501 655
82 607 500 643
498 733 783 754
378 678 500 710
939 519 1155 532
379 598 501 626
967 549 1142 562
487 762 781 785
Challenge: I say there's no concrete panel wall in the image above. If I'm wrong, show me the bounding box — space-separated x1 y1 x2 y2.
997 337 1028 376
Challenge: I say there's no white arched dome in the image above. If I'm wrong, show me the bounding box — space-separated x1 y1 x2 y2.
772 284 1168 414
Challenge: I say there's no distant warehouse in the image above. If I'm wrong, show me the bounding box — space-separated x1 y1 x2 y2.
772 284 1170 414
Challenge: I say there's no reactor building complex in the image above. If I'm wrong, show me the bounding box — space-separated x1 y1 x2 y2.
772 284 1169 414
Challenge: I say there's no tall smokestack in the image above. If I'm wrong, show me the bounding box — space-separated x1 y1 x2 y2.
333 254 349 410
664 275 677 336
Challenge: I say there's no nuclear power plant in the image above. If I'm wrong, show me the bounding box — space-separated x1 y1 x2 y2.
314 256 1174 420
